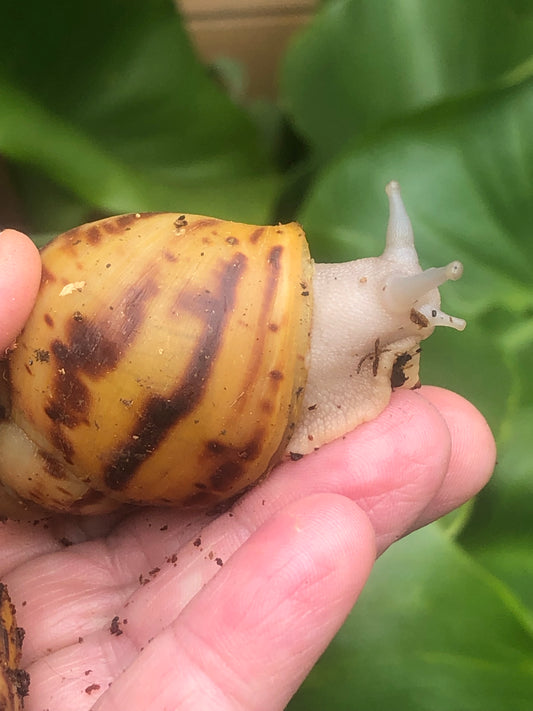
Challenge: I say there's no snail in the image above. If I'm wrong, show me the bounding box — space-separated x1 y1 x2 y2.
0 181 465 518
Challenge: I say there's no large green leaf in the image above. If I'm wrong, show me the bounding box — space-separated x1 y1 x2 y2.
288 525 533 711
0 0 278 232
461 404 533 610
284 9 533 707
296 79 533 425
298 79 533 294
282 0 533 158
2 1 532 708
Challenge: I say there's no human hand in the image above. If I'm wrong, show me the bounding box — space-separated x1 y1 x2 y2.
0 229 496 711
0 229 41 354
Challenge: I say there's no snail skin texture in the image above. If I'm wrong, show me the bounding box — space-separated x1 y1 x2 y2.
0 181 465 518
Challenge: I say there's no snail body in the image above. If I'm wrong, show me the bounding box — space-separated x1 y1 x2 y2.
0 182 465 517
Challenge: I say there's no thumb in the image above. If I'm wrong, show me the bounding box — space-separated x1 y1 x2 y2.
0 229 41 354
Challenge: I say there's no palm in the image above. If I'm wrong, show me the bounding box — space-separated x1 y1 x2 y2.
1 387 495 711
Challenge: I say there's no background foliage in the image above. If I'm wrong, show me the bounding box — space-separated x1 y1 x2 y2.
1 0 533 707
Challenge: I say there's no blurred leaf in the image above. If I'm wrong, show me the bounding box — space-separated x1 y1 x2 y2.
298 78 533 294
461 406 533 609
282 0 533 158
282 5 533 707
289 525 533 711
295 79 533 412
0 0 279 233
1 1 532 708
421 321 511 435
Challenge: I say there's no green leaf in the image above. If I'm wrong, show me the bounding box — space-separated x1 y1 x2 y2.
288 525 533 711
0 0 278 232
421 321 511 436
287 38 533 706
295 79 533 413
299 79 533 295
2 2 532 707
282 0 533 158
461 406 533 609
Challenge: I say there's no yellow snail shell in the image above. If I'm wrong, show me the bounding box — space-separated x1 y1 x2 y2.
0 182 465 517
0 583 28 710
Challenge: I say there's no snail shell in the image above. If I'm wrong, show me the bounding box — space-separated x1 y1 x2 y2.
0 583 28 710
0 182 465 517
0 214 312 514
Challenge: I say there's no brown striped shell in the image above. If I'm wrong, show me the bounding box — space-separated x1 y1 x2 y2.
0 213 313 515
0 584 29 710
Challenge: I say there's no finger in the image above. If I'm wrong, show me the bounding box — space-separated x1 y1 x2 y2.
10 386 488 663
0 229 41 353
409 386 496 529
90 494 375 711
99 386 463 615
236 387 454 553
83 385 453 610
11 388 453 660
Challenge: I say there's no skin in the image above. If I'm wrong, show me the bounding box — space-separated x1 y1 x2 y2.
0 229 496 711
0 229 41 354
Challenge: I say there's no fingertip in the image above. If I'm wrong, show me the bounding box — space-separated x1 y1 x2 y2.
420 385 496 489
414 385 497 524
0 229 41 353
0 229 40 263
